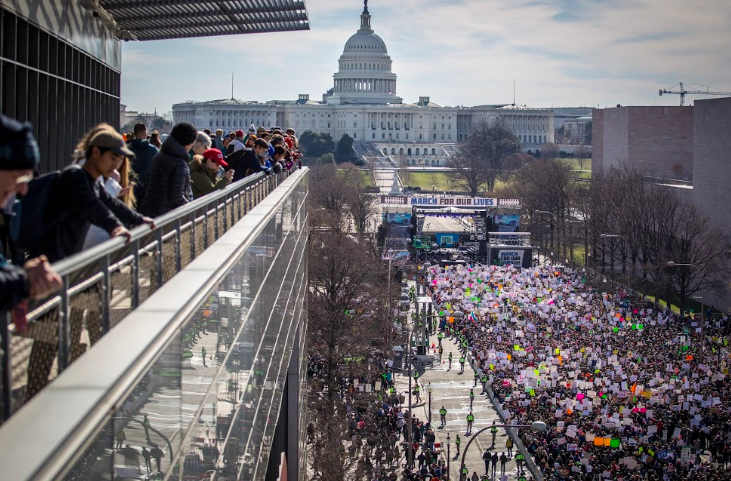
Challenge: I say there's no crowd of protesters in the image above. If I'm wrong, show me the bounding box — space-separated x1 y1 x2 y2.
0 113 300 328
308 352 458 481
427 262 731 481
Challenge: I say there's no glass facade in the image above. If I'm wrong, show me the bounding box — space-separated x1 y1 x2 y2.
0 5 122 173
63 174 309 481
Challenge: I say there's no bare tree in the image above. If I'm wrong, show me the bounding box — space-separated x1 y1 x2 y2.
308 230 381 397
448 148 485 196
541 143 560 159
310 164 362 231
518 158 575 256
575 146 590 171
450 121 521 195
665 203 730 313
671 162 685 179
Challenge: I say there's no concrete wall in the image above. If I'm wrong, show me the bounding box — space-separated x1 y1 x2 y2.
692 97 731 311
592 106 693 180
693 97 731 234
628 106 693 180
593 107 629 173
591 109 604 174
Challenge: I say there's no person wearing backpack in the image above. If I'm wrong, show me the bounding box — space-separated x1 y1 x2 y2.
27 127 154 263
0 114 62 310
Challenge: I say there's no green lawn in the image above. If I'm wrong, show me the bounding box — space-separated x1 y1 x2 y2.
563 158 592 172
404 172 510 193
359 170 374 187
337 168 374 187
404 172 453 191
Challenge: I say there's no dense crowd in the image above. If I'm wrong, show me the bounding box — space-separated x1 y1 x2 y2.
308 352 459 481
428 263 731 481
0 115 301 321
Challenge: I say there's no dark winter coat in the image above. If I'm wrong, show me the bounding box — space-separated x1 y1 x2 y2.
139 136 193 217
31 165 144 262
128 138 159 204
0 261 29 311
227 148 269 182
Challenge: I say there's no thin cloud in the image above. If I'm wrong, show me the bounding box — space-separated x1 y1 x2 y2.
121 0 731 111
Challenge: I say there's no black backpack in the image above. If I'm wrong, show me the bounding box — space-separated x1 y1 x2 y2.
10 168 71 253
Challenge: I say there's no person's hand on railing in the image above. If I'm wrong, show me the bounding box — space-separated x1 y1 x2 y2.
23 255 63 300
111 226 132 243
141 216 156 230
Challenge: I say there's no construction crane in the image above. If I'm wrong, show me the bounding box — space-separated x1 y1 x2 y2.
659 82 731 106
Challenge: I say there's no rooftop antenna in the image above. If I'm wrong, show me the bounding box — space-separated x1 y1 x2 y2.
231 72 234 100
513 79 516 107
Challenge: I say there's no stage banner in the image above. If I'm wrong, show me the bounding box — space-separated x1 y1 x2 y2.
409 196 497 206
498 249 524 266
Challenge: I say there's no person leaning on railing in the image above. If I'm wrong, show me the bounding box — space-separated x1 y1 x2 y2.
139 122 198 218
189 148 234 199
0 115 62 310
28 127 155 263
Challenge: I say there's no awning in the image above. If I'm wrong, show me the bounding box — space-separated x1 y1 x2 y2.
96 0 310 41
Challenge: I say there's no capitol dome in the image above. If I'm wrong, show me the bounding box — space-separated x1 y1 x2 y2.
343 31 388 52
327 2 402 105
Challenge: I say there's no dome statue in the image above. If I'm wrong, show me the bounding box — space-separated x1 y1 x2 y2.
327 3 402 105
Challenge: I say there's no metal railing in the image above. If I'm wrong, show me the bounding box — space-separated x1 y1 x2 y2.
0 168 293 423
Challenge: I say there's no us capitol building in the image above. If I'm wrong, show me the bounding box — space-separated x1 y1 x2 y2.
172 2 554 164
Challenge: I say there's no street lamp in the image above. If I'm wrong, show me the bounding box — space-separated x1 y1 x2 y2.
426 382 433 424
600 234 630 292
459 422 547 479
446 432 451 478
667 261 705 357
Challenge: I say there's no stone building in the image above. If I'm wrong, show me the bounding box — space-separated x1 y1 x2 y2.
173 3 554 151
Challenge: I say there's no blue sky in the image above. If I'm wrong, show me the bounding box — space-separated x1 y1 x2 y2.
121 0 731 114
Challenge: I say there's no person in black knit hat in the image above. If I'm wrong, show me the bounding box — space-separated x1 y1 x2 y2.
0 114 62 311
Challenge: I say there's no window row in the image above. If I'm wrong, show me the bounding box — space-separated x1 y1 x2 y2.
341 62 388 71
383 148 439 156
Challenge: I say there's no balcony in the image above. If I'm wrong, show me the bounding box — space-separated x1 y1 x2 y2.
0 169 310 481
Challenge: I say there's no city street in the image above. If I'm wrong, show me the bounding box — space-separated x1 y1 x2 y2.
394 282 526 480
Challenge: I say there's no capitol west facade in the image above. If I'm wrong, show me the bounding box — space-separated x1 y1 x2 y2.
172 4 554 163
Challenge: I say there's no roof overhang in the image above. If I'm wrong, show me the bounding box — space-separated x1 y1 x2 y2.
85 0 310 41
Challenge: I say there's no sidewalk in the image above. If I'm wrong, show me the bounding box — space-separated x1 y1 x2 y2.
394 332 527 480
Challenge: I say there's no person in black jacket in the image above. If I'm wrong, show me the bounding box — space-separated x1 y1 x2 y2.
128 123 159 208
0 115 62 310
31 128 155 263
227 138 271 182
139 123 197 218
